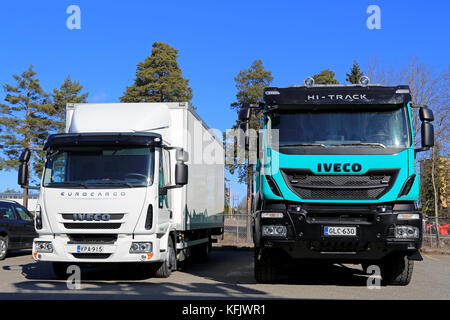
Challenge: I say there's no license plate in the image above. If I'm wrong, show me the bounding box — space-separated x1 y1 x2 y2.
323 226 357 237
76 245 104 253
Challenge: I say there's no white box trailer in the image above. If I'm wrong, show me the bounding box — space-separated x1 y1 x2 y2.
26 102 224 278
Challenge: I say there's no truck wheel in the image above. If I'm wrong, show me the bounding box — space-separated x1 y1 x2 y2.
0 236 8 261
52 262 70 280
254 248 278 283
381 254 414 286
154 238 176 278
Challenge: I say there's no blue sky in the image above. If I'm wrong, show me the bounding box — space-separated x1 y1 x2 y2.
0 0 449 200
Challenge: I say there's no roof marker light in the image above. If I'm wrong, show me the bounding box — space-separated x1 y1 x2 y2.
359 76 370 86
304 77 315 87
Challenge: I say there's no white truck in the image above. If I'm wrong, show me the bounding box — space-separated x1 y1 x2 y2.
18 102 224 278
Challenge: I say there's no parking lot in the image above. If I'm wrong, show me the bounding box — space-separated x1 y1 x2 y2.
0 246 449 300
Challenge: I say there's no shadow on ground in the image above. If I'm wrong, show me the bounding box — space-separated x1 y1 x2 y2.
0 246 376 299
4 250 32 259
184 246 371 287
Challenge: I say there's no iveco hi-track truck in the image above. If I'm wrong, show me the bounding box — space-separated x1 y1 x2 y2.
239 78 434 285
18 102 224 278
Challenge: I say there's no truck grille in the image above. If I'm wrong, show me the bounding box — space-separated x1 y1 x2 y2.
281 168 398 200
67 234 118 244
63 223 121 230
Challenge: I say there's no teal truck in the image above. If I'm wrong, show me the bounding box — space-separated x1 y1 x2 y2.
239 77 435 285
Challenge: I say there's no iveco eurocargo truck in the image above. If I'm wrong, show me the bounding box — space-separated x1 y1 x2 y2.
18 102 224 278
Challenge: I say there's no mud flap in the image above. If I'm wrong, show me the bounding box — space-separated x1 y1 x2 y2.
407 250 423 261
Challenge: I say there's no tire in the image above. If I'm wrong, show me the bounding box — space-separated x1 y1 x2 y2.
381 254 414 286
254 248 278 283
52 262 71 280
154 237 176 278
0 236 8 261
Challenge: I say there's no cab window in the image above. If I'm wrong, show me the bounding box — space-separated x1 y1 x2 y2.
158 150 171 208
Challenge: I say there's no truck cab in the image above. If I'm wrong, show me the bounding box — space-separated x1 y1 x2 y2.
241 79 434 285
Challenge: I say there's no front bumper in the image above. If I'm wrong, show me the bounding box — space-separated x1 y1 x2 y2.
254 205 423 262
32 234 165 263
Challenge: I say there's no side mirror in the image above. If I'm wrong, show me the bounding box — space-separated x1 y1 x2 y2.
175 162 188 186
421 122 434 149
238 107 251 122
419 108 434 122
19 148 31 163
18 162 29 187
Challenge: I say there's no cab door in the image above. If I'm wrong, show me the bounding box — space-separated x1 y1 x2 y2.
158 149 172 226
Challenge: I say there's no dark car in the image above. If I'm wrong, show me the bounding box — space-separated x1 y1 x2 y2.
0 200 37 260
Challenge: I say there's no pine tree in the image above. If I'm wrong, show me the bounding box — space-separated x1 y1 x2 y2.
227 60 273 238
120 42 193 103
313 69 339 84
346 60 364 84
0 65 55 207
52 75 88 132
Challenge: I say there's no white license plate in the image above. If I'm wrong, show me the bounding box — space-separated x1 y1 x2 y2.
323 226 357 237
76 245 104 253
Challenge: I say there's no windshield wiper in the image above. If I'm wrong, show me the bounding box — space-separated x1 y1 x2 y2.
279 143 328 148
47 182 88 188
87 181 134 188
329 143 387 148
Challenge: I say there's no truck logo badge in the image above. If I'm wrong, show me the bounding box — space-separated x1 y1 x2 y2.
60 191 126 198
307 94 368 101
317 163 362 173
72 213 111 221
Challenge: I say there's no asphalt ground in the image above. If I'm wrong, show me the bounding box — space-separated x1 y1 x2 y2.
0 247 448 300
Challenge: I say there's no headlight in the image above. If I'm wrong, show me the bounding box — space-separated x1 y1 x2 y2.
35 241 53 253
395 226 419 239
129 242 153 253
261 212 284 218
262 225 287 237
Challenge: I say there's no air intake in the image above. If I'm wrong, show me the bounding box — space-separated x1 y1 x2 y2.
145 204 153 230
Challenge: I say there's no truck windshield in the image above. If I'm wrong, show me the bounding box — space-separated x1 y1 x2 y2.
268 105 411 149
43 147 154 188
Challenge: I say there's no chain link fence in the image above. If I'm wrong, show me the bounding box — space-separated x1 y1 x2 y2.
215 214 450 250
422 216 450 249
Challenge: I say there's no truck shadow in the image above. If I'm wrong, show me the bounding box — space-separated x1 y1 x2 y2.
183 247 372 287
4 250 32 259
14 258 267 299
274 263 370 286
9 278 267 300
14 247 374 299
